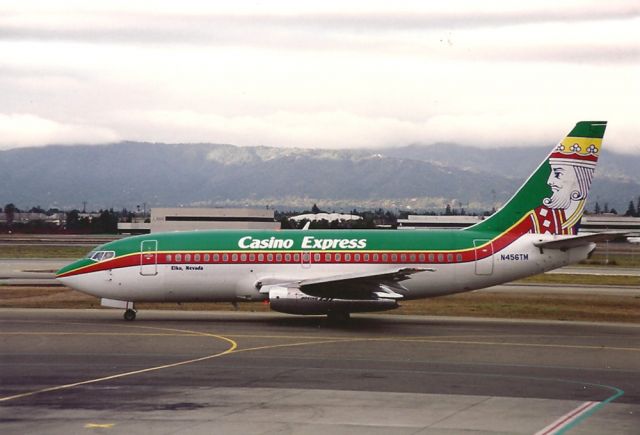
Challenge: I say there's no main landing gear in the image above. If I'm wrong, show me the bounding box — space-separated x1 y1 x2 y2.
124 308 137 321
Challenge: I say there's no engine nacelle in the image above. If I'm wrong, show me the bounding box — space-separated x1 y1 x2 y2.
268 287 398 315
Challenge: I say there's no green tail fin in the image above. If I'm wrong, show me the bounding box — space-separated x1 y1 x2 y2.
467 121 607 236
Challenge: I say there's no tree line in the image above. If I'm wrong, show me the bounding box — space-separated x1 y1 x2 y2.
1 204 138 234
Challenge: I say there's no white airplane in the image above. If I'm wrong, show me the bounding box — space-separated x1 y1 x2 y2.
57 121 621 321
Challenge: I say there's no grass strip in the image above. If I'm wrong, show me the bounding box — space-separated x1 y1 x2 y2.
518 273 640 286
0 245 92 259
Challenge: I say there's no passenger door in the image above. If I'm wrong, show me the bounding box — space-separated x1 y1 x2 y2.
473 239 494 275
140 240 158 276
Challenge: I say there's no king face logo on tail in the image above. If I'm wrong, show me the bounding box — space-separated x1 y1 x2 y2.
528 134 601 235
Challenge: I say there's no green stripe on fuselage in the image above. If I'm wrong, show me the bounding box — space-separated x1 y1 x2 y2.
89 228 499 258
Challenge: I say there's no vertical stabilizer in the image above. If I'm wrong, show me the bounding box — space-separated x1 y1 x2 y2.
467 121 607 236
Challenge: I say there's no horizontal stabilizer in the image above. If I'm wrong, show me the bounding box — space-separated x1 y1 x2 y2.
533 231 628 251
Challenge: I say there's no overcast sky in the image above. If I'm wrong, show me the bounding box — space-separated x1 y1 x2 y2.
0 0 638 152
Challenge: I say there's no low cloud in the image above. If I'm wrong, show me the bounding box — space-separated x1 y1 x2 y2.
0 113 119 149
116 109 636 152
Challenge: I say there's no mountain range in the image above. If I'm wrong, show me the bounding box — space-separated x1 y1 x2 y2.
2 141 638 213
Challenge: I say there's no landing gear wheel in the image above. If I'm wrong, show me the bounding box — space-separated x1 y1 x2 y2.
123 309 137 321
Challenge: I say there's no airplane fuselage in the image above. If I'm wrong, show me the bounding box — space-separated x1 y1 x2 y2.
58 229 593 303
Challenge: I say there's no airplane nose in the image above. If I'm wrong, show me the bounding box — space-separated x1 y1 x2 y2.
55 259 93 290
56 262 79 289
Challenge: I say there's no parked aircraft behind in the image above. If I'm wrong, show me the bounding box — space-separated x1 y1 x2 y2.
57 121 617 321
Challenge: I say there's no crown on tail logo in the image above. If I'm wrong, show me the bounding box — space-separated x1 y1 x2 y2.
549 138 600 169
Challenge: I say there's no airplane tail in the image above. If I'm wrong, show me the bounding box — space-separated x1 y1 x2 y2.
467 121 607 236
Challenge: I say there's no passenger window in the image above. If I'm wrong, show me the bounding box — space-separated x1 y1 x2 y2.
249 254 256 262
285 254 292 262
222 254 229 262
166 254 172 262
194 254 201 262
345 253 351 262
335 253 341 262
185 254 191 262
364 254 369 262
401 254 407 262
213 254 219 262
382 254 388 262
276 254 282 262
373 254 379 262
294 253 300 262
314 253 321 262
354 254 361 262
267 254 273 262
176 254 182 262
391 254 398 262
457 254 462 262
437 254 444 262
419 254 425 262
447 254 453 262
240 254 247 262
204 254 210 262
410 254 416 262
232 254 238 262
325 253 331 262
429 254 435 262
258 254 264 261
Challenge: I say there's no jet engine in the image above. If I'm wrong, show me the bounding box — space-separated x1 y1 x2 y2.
267 286 398 315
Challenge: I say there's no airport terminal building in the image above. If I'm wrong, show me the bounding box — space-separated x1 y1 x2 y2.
118 208 279 233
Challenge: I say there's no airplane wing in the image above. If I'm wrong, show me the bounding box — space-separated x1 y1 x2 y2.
260 267 433 300
533 231 628 251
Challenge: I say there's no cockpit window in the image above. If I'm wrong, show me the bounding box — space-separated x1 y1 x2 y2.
87 251 116 262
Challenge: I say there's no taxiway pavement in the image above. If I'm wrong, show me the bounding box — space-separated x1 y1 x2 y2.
1 309 638 434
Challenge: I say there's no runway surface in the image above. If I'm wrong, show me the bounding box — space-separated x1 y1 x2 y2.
1 309 639 434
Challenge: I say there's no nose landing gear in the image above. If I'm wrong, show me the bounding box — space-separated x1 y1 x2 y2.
124 308 137 321
101 298 137 321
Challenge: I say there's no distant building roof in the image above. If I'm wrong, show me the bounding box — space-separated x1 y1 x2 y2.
290 213 363 222
398 215 483 230
397 213 640 234
0 212 66 225
580 215 640 233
